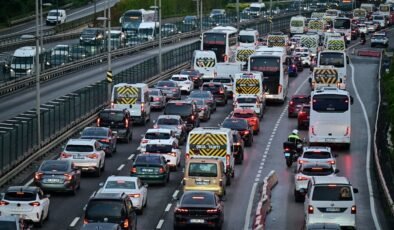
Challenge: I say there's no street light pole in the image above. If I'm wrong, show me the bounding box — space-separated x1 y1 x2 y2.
107 0 112 100
200 0 203 35
35 0 41 147
236 0 239 30
40 0 43 48
159 0 162 76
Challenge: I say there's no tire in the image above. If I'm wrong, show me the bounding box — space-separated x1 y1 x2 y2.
166 173 170 182
46 209 49 221
246 138 252 147
343 143 351 150
254 129 259 135
95 165 101 177
101 160 105 172
35 212 44 227
286 159 293 167
144 196 148 208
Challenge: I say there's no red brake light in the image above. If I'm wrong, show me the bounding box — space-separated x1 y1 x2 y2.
153 124 159 128
110 102 114 108
100 139 110 143
131 167 137 174
351 205 357 214
154 97 160 101
297 176 309 181
141 103 145 112
159 167 165 173
234 142 241 146
29 201 40 207
278 84 282 93
0 201 9 206
308 205 314 214
298 160 307 164
128 194 141 198
175 208 189 213
34 172 43 181
60 152 72 158
64 173 73 181
141 139 148 144
87 153 99 159
125 118 129 128
185 153 190 159
289 101 294 106
328 160 335 165
124 218 129 228
83 218 88 224
285 148 290 152
219 88 224 94
191 115 195 120
226 155 230 168
96 118 101 127
207 208 220 214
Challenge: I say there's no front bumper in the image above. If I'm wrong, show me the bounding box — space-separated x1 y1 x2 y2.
73 161 100 172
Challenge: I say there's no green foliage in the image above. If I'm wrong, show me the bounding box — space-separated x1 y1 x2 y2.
382 60 394 145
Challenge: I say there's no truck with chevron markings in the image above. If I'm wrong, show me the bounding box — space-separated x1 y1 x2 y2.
309 66 341 90
186 127 235 184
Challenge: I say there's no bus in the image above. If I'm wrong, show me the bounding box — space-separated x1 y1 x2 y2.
317 50 347 89
201 26 238 63
333 17 351 43
248 46 288 103
324 9 341 21
353 8 367 20
379 4 391 18
120 9 156 34
309 87 352 149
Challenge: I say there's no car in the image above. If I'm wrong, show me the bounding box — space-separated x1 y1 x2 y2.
46 9 66 25
148 88 166 110
59 139 106 177
365 21 377 33
0 216 21 230
212 76 234 98
34 160 81 195
232 130 245 164
46 51 69 68
297 146 337 170
108 30 126 49
201 82 228 106
69 45 91 61
82 223 122 230
294 47 312 67
155 80 181 100
0 186 50 227
221 118 253 146
210 9 226 18
98 176 148 214
371 32 389 47
372 21 381 31
144 139 181 170
298 104 310 130
357 23 367 34
170 74 194 94
305 222 341 230
79 28 106 46
163 100 200 131
189 90 217 112
182 15 198 31
288 61 298 77
97 109 133 143
304 176 358 229
294 162 339 202
130 154 170 185
233 95 265 119
292 55 304 72
351 24 359 40
180 69 203 88
288 95 310 117
138 128 179 152
173 191 224 230
84 192 137 230
231 108 260 135
80 127 117 156
193 98 211 121
161 23 178 37
153 115 187 144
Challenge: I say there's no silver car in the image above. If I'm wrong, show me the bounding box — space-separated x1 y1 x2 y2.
149 88 166 110
155 80 181 101
371 32 389 47
193 98 211 121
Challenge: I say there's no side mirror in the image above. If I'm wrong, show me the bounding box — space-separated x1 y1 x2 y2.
334 169 340 174
99 182 104 187
353 188 359 193
45 194 51 199
152 120 156 124
166 159 171 163
346 56 350 64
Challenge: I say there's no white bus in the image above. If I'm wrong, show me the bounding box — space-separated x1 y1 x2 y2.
324 9 341 21
317 51 348 89
379 4 391 17
248 46 288 103
309 87 353 149
290 16 307 35
353 8 367 19
201 26 238 63
333 17 351 43
120 9 156 34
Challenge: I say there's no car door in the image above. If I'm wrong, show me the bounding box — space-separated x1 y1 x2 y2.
38 189 50 216
137 178 147 203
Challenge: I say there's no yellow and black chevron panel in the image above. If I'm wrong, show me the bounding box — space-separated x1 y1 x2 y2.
115 86 139 104
236 49 255 62
116 98 138 104
327 40 345 51
235 79 260 94
308 21 324 31
267 35 287 47
301 37 318 48
196 58 216 68
314 69 338 84
189 133 227 157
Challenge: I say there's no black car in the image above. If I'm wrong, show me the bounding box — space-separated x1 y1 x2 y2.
69 45 91 61
82 223 122 230
182 15 198 31
97 109 133 143
180 69 203 88
221 118 253 146
155 80 181 101
80 28 106 46
80 127 117 156
164 100 200 132
84 192 137 230
201 82 228 106
292 55 304 72
173 191 224 230
189 90 216 112
34 160 81 194
232 131 245 164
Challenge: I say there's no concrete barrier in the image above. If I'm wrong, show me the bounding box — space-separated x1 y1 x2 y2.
357 49 382 57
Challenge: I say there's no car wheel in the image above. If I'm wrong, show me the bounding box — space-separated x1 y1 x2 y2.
70 185 77 196
46 209 50 221
35 212 44 227
144 196 148 208
246 138 252 147
226 175 231 186
101 160 105 172
95 165 101 177
167 172 170 182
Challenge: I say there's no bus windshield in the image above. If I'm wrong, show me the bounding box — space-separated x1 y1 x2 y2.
250 56 280 94
312 94 349 112
334 19 350 29
380 5 390 12
203 33 226 62
291 20 304 27
124 11 142 23
319 52 344 68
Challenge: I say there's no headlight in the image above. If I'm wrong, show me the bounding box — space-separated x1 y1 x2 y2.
92 37 96 40
10 69 14 73
46 61 50 66
27 69 32 73
80 36 83 40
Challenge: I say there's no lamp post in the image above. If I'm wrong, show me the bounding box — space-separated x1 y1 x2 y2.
200 0 203 35
236 0 239 30
35 0 42 147
159 0 162 76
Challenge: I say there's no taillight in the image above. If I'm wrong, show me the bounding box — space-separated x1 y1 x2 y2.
131 167 137 174
175 208 189 213
87 153 99 159
243 130 249 135
219 88 224 94
83 218 88 224
285 148 290 152
207 208 220 214
172 88 177 92
292 64 296 68
297 176 309 181
278 84 282 93
191 115 195 120
60 152 72 158
289 100 294 106
308 205 314 214
34 172 43 181
185 153 190 159
153 124 159 128
0 201 9 206
141 103 145 112
154 97 160 101
128 194 141 198
226 155 230 169
100 139 110 143
125 118 129 128
351 205 357 214
141 139 149 144
344 127 350 136
219 179 223 186
29 201 40 207
64 173 73 181
234 142 241 146
123 218 129 228
170 152 177 157
328 160 335 165
96 118 101 127
159 167 165 173
110 102 114 108
298 160 308 164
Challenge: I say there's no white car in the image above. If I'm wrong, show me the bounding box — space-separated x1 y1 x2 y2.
297 146 337 170
143 139 181 170
153 115 187 143
233 95 265 119
212 76 234 97
170 74 194 94
59 139 106 177
98 176 148 214
357 24 367 34
294 162 338 202
294 47 312 66
304 176 358 228
0 186 50 225
138 128 178 152
365 21 377 33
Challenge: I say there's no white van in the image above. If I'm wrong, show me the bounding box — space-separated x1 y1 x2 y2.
10 46 42 78
249 3 266 17
192 50 217 80
238 29 259 48
373 14 387 28
46 9 67 25
111 83 151 125
290 16 307 35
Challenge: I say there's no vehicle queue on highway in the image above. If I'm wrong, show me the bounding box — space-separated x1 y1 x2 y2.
0 2 391 230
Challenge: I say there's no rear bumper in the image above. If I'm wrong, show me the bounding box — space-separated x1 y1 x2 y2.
309 136 350 144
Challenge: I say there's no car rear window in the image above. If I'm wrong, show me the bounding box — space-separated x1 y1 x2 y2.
146 144 173 153
41 161 68 172
164 103 193 116
213 78 231 83
85 200 123 219
189 163 218 177
292 97 309 104
149 90 159 96
65 145 94 152
303 151 331 159
190 91 210 98
181 193 215 205
237 98 257 103
234 112 254 118
222 119 248 130
300 167 334 176
4 192 36 201
157 81 176 87
105 180 136 189
99 112 124 122
145 132 171 139
312 185 353 201
135 155 161 165
157 118 179 125
202 84 220 92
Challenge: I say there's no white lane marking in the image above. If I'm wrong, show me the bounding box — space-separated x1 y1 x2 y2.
24 178 33 186
156 219 165 229
83 204 87 211
69 217 80 227
172 190 179 199
257 170 262 174
350 62 381 229
128 154 135 160
244 182 258 230
90 191 96 198
165 203 172 212
117 164 125 171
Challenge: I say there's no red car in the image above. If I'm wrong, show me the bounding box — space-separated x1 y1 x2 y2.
231 108 260 135
288 95 310 118
297 104 310 130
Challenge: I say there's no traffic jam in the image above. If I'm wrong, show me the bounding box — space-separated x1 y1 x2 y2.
0 2 391 230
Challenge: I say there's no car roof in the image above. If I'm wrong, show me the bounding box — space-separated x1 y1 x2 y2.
6 186 39 193
67 139 96 145
291 94 309 99
312 176 350 185
106 176 138 183
236 95 258 98
202 82 223 86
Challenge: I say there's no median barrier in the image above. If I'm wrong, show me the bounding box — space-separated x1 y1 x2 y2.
357 49 382 57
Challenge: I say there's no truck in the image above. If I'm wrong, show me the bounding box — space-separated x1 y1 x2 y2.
309 66 341 90
10 46 43 78
290 16 307 35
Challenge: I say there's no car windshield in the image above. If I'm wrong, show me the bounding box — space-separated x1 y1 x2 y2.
149 90 159 96
303 151 331 159
190 91 211 98
157 81 176 87
233 112 254 118
48 11 61 16
189 163 218 177
164 103 193 116
82 128 107 137
222 119 248 130
237 98 257 103
146 144 173 153
239 35 255 43
105 180 136 189
99 111 124 122
157 118 179 125
145 132 171 139
134 155 161 165
65 145 93 152
181 193 215 206
82 29 97 35
85 201 123 219
312 185 353 201
4 192 36 201
41 161 68 172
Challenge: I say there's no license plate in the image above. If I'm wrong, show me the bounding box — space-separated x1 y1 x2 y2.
284 153 291 157
195 181 209 185
190 219 204 223
325 138 335 142
73 155 84 159
45 178 60 183
142 168 154 173
326 207 340 212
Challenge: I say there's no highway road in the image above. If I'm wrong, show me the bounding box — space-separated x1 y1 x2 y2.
0 0 119 37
